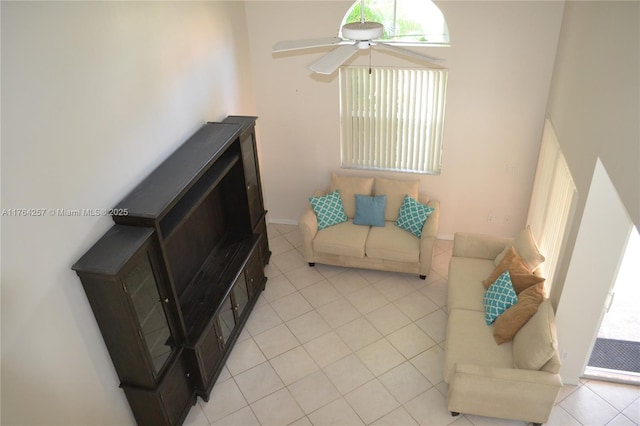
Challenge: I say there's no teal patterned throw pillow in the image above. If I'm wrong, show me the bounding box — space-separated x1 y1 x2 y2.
483 271 518 325
309 190 348 230
394 195 434 237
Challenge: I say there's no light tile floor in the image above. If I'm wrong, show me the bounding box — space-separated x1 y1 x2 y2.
184 223 640 426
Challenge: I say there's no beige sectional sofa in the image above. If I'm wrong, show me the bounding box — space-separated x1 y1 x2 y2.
445 231 562 425
299 174 439 278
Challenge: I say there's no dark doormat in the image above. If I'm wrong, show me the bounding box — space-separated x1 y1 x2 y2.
588 338 640 373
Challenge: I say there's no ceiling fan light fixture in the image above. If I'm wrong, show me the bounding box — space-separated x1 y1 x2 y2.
341 22 384 41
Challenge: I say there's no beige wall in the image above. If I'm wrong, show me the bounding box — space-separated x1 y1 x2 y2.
545 1 640 382
1 2 256 424
246 0 565 238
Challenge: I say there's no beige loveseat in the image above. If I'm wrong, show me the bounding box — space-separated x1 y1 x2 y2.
445 230 562 425
299 174 439 279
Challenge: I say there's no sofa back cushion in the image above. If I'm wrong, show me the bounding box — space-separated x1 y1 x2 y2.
494 226 546 270
374 177 419 221
330 174 374 218
512 299 558 370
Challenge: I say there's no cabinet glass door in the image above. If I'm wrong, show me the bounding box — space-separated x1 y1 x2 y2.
124 252 172 375
234 274 249 321
218 295 235 348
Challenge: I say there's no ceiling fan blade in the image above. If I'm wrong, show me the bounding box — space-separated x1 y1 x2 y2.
273 37 343 53
309 44 360 75
375 43 443 66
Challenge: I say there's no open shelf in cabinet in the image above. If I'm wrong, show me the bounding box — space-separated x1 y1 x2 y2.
179 235 259 342
159 146 240 241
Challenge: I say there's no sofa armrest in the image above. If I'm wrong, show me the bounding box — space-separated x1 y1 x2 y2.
298 190 325 263
452 232 513 260
448 363 562 424
299 206 318 263
419 199 439 276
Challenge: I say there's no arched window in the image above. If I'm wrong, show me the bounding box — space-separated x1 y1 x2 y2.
340 0 450 46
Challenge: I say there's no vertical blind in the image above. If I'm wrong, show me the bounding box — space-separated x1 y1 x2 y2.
339 66 447 174
527 119 577 292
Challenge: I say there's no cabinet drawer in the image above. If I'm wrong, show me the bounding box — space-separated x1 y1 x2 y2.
159 354 193 425
123 351 193 426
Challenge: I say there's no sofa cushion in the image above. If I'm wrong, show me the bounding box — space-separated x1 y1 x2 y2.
374 177 419 221
309 190 348 230
482 247 532 290
353 195 386 227
513 300 558 370
366 223 420 263
483 271 518 325
444 309 514 383
313 220 370 258
495 226 545 270
330 174 374 218
493 283 546 344
394 195 434 237
447 257 495 312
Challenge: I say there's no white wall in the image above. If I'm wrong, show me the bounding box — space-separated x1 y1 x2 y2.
245 0 565 238
555 159 633 384
1 2 256 424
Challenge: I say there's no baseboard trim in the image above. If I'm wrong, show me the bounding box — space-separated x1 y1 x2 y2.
268 217 298 226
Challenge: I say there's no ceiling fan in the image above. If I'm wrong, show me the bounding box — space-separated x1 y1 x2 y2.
272 0 442 75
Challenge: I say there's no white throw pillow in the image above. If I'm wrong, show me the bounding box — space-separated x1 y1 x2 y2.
512 299 557 370
495 226 545 270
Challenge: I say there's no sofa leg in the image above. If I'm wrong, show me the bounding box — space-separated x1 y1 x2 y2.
451 412 460 417
308 262 315 267
419 275 427 280
532 423 542 426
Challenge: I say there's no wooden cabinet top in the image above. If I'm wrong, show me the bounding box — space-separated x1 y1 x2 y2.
113 122 242 220
222 116 257 135
72 225 154 275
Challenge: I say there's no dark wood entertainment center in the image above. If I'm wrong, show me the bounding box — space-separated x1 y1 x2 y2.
72 116 270 425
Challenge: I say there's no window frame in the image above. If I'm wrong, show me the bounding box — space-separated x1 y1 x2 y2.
339 65 448 175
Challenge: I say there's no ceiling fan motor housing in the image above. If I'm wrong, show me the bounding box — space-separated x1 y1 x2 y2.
342 21 384 43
